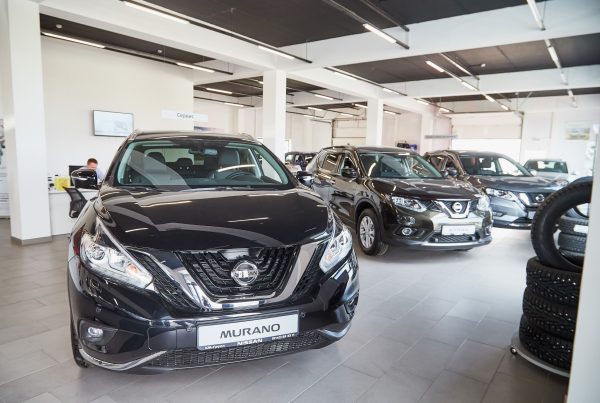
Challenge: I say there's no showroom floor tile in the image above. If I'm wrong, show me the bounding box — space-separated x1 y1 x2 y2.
0 220 569 402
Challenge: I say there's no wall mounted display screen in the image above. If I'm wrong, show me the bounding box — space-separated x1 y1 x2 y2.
93 110 133 137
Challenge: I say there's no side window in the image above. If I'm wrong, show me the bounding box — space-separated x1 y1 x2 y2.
338 153 357 173
445 158 458 171
320 153 340 172
428 155 445 170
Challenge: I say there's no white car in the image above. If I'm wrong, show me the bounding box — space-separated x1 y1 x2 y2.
523 159 577 186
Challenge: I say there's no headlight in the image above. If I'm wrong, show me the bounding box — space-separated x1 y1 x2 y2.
485 188 518 201
391 196 426 212
80 228 152 289
320 223 352 273
476 194 491 211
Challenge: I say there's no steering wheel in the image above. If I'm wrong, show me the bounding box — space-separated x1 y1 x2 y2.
225 170 247 180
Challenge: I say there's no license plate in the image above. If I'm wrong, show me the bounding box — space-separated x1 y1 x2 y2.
441 225 476 236
197 314 299 351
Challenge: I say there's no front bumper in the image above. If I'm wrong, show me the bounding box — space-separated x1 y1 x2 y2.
68 251 359 372
489 197 536 229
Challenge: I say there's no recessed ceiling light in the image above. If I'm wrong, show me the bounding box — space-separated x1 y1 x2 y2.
480 63 486 68
157 49 163 54
176 62 215 73
257 45 295 60
42 32 106 49
123 1 190 24
205 87 232 94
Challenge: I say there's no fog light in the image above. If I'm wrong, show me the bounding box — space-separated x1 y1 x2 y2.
86 326 104 340
401 227 413 236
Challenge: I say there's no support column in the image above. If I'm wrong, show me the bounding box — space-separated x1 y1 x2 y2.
366 98 383 146
0 0 52 244
261 70 287 159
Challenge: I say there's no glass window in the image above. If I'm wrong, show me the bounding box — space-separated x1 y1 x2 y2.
338 154 357 172
526 160 568 173
427 155 445 170
114 138 291 190
320 153 340 172
460 155 530 177
358 152 442 179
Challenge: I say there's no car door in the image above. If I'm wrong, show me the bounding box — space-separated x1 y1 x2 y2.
330 152 362 226
312 151 340 203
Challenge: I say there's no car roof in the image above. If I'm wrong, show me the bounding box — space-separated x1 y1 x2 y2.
286 151 316 154
129 131 257 143
323 145 418 154
429 149 506 157
525 158 565 162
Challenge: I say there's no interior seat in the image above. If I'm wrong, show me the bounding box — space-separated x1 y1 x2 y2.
212 149 241 179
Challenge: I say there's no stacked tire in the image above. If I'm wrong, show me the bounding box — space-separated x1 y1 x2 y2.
520 179 591 371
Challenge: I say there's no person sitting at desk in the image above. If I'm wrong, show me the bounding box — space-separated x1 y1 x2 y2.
85 158 105 183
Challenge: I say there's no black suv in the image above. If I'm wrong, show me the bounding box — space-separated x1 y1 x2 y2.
306 146 493 255
425 150 562 229
68 132 358 372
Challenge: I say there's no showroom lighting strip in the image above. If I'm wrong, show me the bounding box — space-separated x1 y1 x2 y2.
383 110 397 115
543 39 577 107
121 0 311 63
307 106 325 112
526 0 546 30
42 32 105 49
363 23 397 44
354 103 368 109
326 67 407 96
175 62 215 73
205 87 233 95
414 98 454 114
194 96 253 108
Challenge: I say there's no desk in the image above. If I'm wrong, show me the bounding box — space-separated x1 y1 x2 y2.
49 189 98 235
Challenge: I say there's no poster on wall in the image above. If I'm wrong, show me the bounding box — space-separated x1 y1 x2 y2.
0 119 9 217
565 121 591 140
93 110 134 137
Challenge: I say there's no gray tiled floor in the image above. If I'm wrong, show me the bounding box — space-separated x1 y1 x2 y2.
0 220 569 402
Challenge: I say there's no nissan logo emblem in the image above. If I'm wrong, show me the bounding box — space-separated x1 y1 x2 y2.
535 194 545 203
452 202 463 213
231 260 259 286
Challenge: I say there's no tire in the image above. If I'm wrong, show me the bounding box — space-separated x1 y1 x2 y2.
519 315 573 370
522 287 577 340
71 320 89 368
558 216 588 236
357 209 388 256
525 258 581 306
531 180 592 272
557 232 587 254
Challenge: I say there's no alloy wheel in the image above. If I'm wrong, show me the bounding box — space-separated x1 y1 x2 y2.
359 216 375 249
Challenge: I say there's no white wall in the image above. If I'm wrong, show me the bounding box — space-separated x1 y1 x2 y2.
382 112 422 147
42 37 194 176
193 99 238 133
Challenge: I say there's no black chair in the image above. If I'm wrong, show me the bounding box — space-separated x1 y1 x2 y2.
64 187 87 218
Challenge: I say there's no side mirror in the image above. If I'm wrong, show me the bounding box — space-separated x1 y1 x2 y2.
296 171 314 187
341 167 358 179
446 167 458 177
71 168 98 189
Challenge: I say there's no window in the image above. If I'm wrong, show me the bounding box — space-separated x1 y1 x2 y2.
320 153 340 172
358 152 442 179
338 154 357 173
115 138 291 190
460 155 530 177
428 155 445 170
526 160 568 173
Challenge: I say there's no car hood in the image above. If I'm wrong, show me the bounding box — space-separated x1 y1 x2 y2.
468 175 562 192
370 178 481 200
94 186 329 250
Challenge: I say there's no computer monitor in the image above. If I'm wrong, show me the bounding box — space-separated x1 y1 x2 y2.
69 165 82 186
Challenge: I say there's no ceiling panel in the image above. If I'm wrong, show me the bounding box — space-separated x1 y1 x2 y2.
195 78 324 97
146 0 539 47
40 14 211 64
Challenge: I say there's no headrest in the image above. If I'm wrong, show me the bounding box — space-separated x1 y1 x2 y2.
176 158 193 167
219 148 240 167
480 158 492 169
147 152 165 164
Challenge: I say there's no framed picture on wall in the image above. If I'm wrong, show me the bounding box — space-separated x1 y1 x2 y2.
93 110 134 137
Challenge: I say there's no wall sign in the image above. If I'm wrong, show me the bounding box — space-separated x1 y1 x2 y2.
161 110 208 122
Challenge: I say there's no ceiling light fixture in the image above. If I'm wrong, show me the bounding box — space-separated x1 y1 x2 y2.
546 45 560 65
439 107 450 113
314 94 334 100
425 60 445 73
224 102 245 107
526 0 546 30
416 99 430 106
302 114 314 118
354 103 368 109
42 32 106 49
567 89 574 97
338 112 354 117
461 81 477 91
500 104 510 111
384 110 396 115
363 23 396 44
123 1 190 24
205 87 232 94
334 71 357 80
308 106 324 112
484 94 496 103
383 88 400 95
176 62 215 73
257 45 295 60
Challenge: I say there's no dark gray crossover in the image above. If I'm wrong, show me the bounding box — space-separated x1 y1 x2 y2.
425 150 563 229
67 131 358 372
306 146 493 255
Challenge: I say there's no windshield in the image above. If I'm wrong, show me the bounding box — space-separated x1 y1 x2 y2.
525 160 568 174
460 155 531 177
358 152 442 179
114 138 292 190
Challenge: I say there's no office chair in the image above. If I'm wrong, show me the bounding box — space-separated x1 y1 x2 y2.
64 187 87 218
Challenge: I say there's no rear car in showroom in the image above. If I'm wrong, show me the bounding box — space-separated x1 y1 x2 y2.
425 150 563 228
68 132 358 372
306 146 493 255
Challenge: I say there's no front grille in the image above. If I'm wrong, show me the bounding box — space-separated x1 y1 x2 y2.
526 192 551 206
176 246 299 298
290 242 328 302
147 330 325 368
438 200 470 214
430 234 480 243
131 251 199 312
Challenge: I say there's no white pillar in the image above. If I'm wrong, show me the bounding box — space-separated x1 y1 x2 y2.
567 140 600 403
0 0 52 244
261 70 287 159
366 98 383 146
